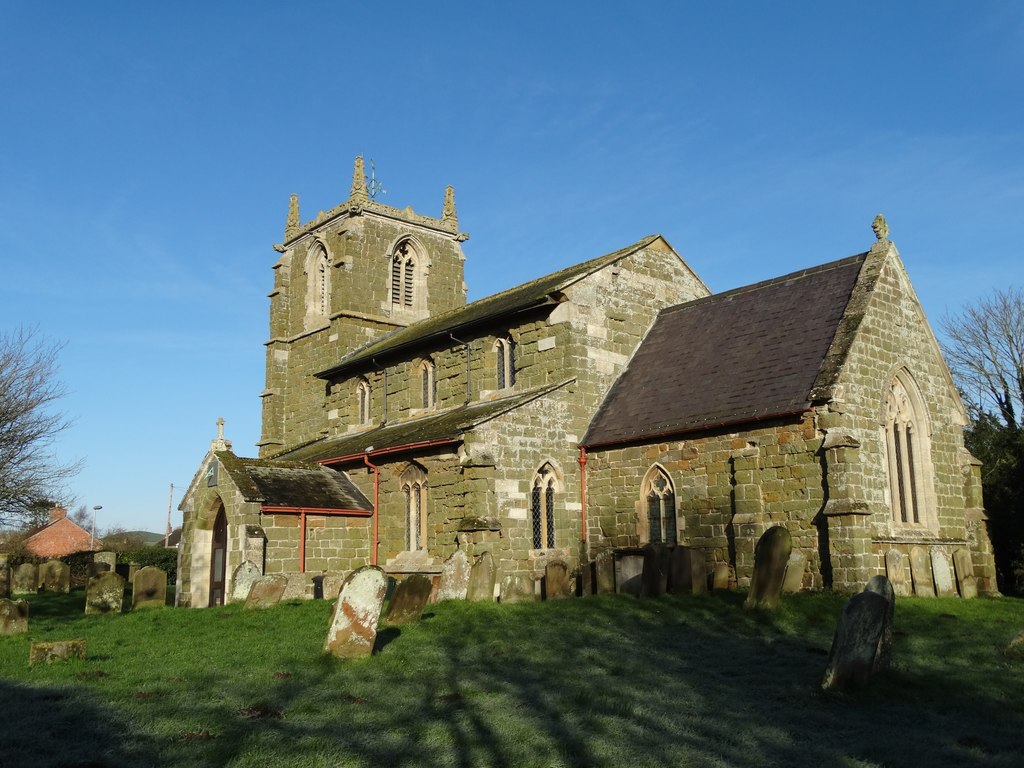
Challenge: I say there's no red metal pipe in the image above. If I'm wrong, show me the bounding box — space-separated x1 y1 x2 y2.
577 446 588 542
320 437 460 466
261 505 372 516
299 510 306 574
363 454 380 566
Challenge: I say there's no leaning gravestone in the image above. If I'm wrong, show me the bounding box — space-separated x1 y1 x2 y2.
711 562 731 591
0 598 29 635
466 551 497 602
864 575 896 672
85 572 125 614
821 578 895 691
594 550 615 594
94 551 117 570
952 549 978 599
437 550 470 601
744 526 792 610
132 566 167 609
931 549 957 598
640 544 670 597
383 574 432 624
782 551 807 593
885 549 912 597
615 550 645 596
12 563 38 595
544 560 572 600
30 639 86 666
244 574 288 609
39 560 71 593
324 565 387 658
909 546 935 597
500 573 536 603
230 561 263 603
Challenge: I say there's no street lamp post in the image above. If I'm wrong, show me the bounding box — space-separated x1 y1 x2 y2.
92 505 102 549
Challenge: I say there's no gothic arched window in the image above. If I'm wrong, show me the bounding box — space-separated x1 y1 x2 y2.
531 462 558 549
495 336 516 390
419 358 436 409
391 240 418 308
884 372 933 527
641 466 676 545
305 243 331 328
356 378 371 425
401 463 428 552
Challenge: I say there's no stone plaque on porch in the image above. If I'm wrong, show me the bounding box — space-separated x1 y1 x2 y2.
885 549 912 597
85 572 125 614
39 560 71 593
909 546 934 598
383 574 432 624
466 552 496 602
230 561 263 603
744 525 792 610
930 549 957 598
324 565 387 658
244 575 288 609
437 550 470 601
132 566 167 609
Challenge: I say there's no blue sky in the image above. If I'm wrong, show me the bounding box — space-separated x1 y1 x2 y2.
1 2 1021 533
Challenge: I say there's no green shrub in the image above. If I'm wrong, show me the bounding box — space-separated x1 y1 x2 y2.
117 547 178 583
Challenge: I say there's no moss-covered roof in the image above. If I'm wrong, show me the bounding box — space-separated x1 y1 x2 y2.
315 235 662 378
274 380 573 463
215 451 371 511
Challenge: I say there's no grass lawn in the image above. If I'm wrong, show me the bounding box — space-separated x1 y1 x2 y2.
1 589 1023 767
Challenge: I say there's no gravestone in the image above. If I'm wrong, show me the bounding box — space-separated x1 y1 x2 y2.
614 549 645 596
931 549 956 597
821 579 894 691
383 574 432 624
85 572 125 614
711 562 731 591
744 526 792 610
94 551 117 570
782 551 807 593
12 563 38 595
86 562 111 578
594 550 615 594
230 561 263 603
885 549 912 597
322 574 346 601
244 575 288 609
500 573 536 603
640 544 670 597
669 547 693 593
952 549 978 599
909 546 935 597
324 565 387 658
29 639 86 666
132 566 168 609
864 575 896 672
1005 631 1024 660
544 560 572 600
0 598 29 635
437 550 470 601
0 564 9 599
39 560 71 593
466 552 496 602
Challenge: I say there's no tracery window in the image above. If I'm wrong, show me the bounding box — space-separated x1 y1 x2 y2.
401 464 428 552
391 240 417 308
641 466 676 545
495 336 516 389
884 373 933 526
356 378 371 425
419 358 436 409
531 463 558 549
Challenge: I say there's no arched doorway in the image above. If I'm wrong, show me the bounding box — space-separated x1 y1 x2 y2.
209 506 227 606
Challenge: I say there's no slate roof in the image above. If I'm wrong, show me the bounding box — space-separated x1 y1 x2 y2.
215 452 372 511
275 380 573 464
316 235 665 378
583 253 869 447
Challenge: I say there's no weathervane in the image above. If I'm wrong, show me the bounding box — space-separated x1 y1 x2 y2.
366 159 386 201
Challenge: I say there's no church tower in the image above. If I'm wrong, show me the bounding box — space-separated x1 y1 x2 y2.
258 157 469 455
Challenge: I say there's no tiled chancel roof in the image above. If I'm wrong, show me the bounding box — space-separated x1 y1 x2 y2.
215 452 372 511
583 253 869 448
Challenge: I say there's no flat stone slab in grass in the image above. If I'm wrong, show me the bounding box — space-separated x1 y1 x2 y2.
641 544 669 598
244 575 288 609
85 572 126 614
544 560 572 600
931 549 957 598
952 549 977 599
383 574 432 624
466 551 496 602
821 588 892 691
39 560 71 593
437 550 470 601
12 563 38 595
324 565 387 658
909 546 935 597
500 573 536 603
132 566 168 609
0 598 29 635
30 639 86 666
885 549 912 597
230 561 263 603
744 526 792 610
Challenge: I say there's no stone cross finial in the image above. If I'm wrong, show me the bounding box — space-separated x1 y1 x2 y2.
350 156 368 205
871 213 890 243
211 417 232 452
441 185 458 227
284 193 300 239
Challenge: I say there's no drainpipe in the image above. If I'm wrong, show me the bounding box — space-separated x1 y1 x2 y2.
299 510 307 573
363 453 380 565
449 333 471 404
372 358 388 424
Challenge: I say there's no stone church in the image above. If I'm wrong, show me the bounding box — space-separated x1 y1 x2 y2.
176 157 996 607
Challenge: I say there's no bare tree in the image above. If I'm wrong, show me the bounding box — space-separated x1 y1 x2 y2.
0 328 80 526
941 287 1024 428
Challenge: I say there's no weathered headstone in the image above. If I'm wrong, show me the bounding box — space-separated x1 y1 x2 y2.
324 565 387 658
86 561 111 578
864 575 895 672
500 573 536 603
0 564 9 599
1005 631 1024 660
711 562 731 591
0 598 29 635
909 546 935 597
85 572 125 614
322 574 346 601
383 574 432 624
30 639 86 666
544 560 572 600
640 544 670 597
744 526 792 610
669 547 693 593
12 563 38 595
132 566 167 609
437 550 470 601
244 574 288 609
931 549 957 598
614 549 645 596
782 551 807 593
594 550 615 594
94 551 117 570
39 560 71 593
885 549 912 597
822 578 894 691
466 551 496 602
230 561 263 603
952 549 977 599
